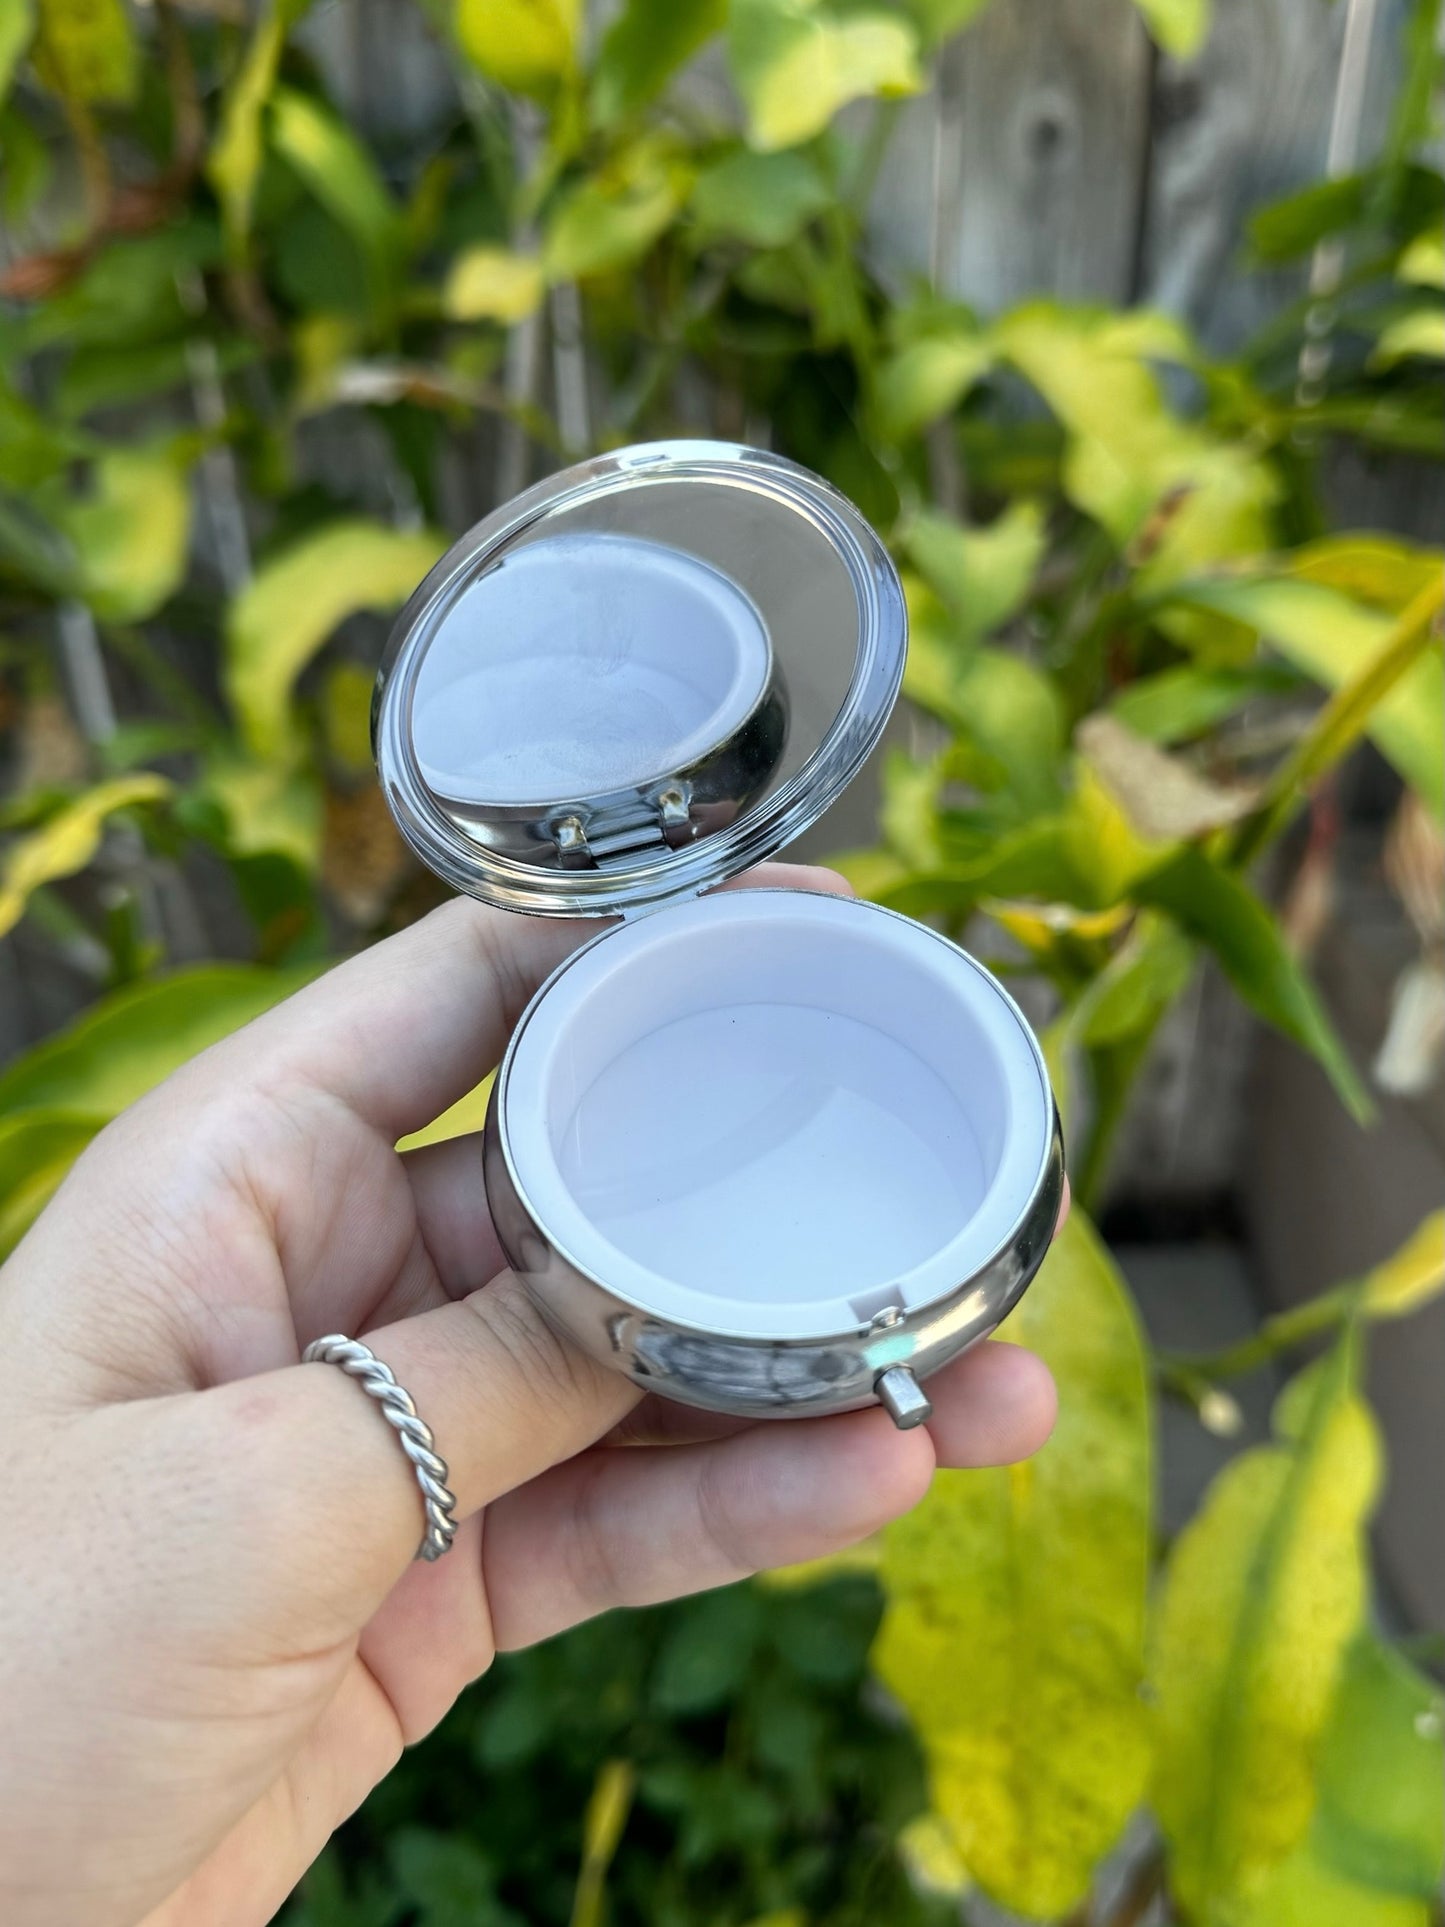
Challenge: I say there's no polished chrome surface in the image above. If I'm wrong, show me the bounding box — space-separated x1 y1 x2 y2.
373 441 906 918
485 1085 1063 1424
483 972 1066 1427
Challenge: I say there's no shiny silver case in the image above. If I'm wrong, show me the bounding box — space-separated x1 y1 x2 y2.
482 919 1066 1424
374 440 1066 1430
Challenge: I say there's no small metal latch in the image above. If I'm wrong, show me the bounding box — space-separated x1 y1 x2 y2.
554 815 592 868
875 1365 933 1430
656 785 694 848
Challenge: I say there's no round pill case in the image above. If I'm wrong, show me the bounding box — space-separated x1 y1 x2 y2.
374 440 1064 1429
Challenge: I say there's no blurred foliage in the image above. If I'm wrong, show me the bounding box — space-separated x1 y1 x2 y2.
1 0 1444 1921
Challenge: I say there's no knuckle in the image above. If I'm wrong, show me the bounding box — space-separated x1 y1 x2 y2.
466 1276 607 1418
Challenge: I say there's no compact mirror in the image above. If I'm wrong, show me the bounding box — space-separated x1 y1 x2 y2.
374 443 905 916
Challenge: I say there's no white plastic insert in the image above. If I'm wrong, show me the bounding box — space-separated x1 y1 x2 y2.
411 531 773 809
502 889 1053 1341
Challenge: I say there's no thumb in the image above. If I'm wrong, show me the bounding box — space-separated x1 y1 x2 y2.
172 1273 640 1648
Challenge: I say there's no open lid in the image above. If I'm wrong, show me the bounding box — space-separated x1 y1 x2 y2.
373 440 906 917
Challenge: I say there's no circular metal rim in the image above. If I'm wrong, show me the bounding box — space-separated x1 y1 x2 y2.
489 890 1063 1347
372 441 907 918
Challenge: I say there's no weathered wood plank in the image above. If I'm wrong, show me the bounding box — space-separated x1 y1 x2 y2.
1137 0 1416 353
867 0 1154 311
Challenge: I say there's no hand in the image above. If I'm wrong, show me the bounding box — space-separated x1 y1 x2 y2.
0 865 1061 1927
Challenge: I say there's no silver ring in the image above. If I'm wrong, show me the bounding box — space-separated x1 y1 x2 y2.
301 1334 459 1561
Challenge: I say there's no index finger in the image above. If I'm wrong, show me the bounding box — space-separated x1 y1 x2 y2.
201 862 854 1142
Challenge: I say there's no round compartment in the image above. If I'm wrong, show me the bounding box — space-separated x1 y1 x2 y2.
411 531 774 810
499 889 1054 1342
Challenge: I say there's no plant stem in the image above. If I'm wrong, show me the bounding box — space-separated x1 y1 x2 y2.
1159 1282 1357 1386
1229 576 1444 869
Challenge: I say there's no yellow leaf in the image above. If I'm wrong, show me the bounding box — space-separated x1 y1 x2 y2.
996 304 1277 587
1153 1339 1381 1919
897 1814 971 1898
59 448 194 622
225 520 446 760
873 1215 1152 1918
0 773 170 938
443 246 545 324
1360 1211 1445 1320
396 1073 495 1153
0 0 35 102
201 748 324 871
729 0 921 153
1398 231 1445 290
570 1759 635 1927
208 0 301 248
1062 763 1168 906
1131 0 1208 57
455 0 579 98
33 0 135 103
1371 309 1445 366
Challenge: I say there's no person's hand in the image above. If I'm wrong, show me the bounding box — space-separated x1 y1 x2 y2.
0 865 1061 1927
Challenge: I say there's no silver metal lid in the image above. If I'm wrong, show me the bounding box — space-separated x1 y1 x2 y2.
373 440 906 917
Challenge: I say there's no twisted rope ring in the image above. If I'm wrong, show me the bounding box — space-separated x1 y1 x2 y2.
302 1334 459 1561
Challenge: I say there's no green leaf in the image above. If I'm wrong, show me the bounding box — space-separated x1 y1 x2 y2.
943 649 1066 813
54 446 194 622
455 0 579 99
389 1828 515 1924
728 0 922 153
902 0 994 47
545 143 691 278
1168 574 1445 820
873 1214 1152 1918
443 245 545 323
0 963 320 1119
1135 846 1372 1121
652 1587 763 1714
1248 173 1371 264
1371 309 1445 366
872 331 991 440
592 0 725 123
1153 1338 1382 1921
0 0 34 103
33 0 135 103
208 0 309 250
0 774 171 939
1074 911 1195 1047
690 147 832 247
198 747 324 872
902 500 1046 645
995 303 1277 585
0 1109 100 1259
1130 0 1208 57
225 520 445 760
1238 1634 1444 1926
1111 663 1301 743
270 88 403 316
